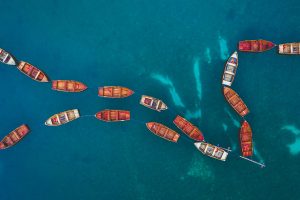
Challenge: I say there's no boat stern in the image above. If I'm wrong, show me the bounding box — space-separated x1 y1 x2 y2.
74 109 80 118
45 118 53 126
221 151 229 161
222 80 232 87
194 142 201 149
278 44 284 54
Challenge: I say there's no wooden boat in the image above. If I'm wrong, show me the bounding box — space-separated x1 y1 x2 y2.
140 95 168 112
238 39 275 52
222 51 238 87
52 80 87 92
0 124 30 150
278 43 300 54
45 109 80 126
95 109 130 122
17 61 49 82
98 86 134 98
194 142 228 161
146 122 180 143
0 48 17 65
223 86 249 117
240 120 253 157
173 115 204 141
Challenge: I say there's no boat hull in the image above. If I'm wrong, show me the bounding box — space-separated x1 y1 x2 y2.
222 51 238 87
45 109 80 126
0 124 30 150
173 115 204 141
52 80 87 92
140 95 168 112
95 110 130 122
194 142 228 161
239 40 275 52
240 120 253 157
17 61 49 82
0 48 17 65
98 86 134 98
146 122 180 143
278 43 300 54
223 86 249 117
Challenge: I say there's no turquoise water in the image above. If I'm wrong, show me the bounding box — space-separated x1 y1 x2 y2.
1 0 300 199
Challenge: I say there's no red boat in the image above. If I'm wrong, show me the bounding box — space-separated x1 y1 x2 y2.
223 86 249 117
0 124 30 150
52 80 87 92
173 115 204 141
240 120 253 157
98 86 134 98
95 109 130 122
238 39 275 52
146 122 180 143
17 61 49 82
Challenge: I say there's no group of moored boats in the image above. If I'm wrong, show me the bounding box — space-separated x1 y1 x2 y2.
238 39 300 55
0 48 88 92
1 39 299 167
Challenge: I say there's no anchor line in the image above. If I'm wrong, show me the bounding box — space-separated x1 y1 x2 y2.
218 146 265 168
80 114 95 118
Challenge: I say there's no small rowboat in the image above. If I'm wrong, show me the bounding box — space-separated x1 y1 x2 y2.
140 95 168 112
238 39 275 52
278 43 300 54
173 115 204 141
52 80 87 92
0 48 17 65
223 86 249 117
95 109 130 122
222 51 238 87
146 122 180 143
0 124 30 150
240 120 253 157
17 61 49 82
45 109 80 126
194 142 228 161
98 86 134 98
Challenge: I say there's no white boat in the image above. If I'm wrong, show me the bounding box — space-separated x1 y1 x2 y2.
0 48 17 65
222 51 238 87
45 109 80 126
278 43 300 54
194 142 228 161
140 95 168 112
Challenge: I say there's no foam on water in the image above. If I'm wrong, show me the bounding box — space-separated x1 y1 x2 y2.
222 123 228 132
281 125 300 155
218 35 229 60
185 153 214 181
193 57 202 101
224 108 240 128
281 125 300 136
151 73 185 107
253 142 265 163
287 138 300 155
185 110 202 120
204 48 212 64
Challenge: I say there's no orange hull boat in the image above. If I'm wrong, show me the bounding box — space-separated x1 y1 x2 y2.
223 86 249 117
238 39 275 52
240 120 253 157
0 124 30 150
95 109 130 122
146 122 180 143
98 86 134 98
17 61 49 82
52 80 87 92
173 115 204 141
